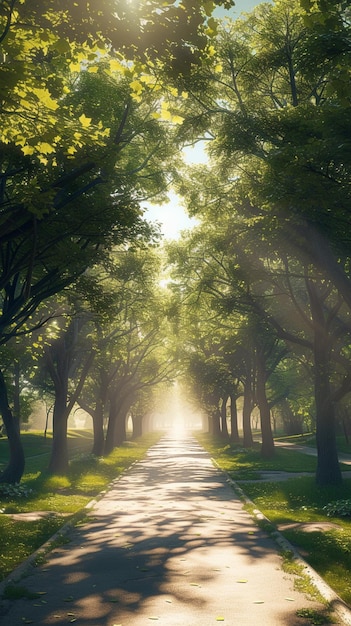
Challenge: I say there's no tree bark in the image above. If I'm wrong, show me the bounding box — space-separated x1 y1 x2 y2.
220 395 229 440
104 394 117 455
256 348 275 458
229 394 240 442
48 385 69 474
307 279 342 486
92 398 105 456
242 370 254 448
0 369 25 483
114 405 128 446
131 413 143 439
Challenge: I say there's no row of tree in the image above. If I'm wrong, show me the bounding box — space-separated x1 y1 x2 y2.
1 0 350 487
165 0 351 486
0 0 233 482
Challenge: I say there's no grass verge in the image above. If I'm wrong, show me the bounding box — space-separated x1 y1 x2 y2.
0 431 161 582
196 433 351 607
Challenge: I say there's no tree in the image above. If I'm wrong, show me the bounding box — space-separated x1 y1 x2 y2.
0 0 234 481
168 0 351 484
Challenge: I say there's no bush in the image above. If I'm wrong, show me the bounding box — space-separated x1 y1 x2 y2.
323 499 351 517
0 483 33 499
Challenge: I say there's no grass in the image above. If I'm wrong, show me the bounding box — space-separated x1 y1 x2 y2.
197 433 351 607
0 430 161 582
274 432 351 456
196 433 320 479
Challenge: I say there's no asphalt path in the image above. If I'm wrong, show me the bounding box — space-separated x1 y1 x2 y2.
0 435 341 625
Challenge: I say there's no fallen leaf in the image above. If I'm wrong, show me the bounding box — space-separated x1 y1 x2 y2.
216 618 225 622
285 597 295 602
236 579 248 583
253 600 264 604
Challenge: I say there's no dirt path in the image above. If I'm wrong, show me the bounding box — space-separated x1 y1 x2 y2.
0 435 340 625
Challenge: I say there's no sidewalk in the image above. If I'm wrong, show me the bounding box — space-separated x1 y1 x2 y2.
0 435 344 625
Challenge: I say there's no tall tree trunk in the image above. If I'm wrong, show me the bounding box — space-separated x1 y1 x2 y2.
48 386 69 474
92 398 105 456
242 371 254 448
13 360 21 432
229 394 240 442
104 395 117 455
256 348 275 459
308 279 342 486
131 413 143 439
0 369 25 483
114 404 128 446
220 395 229 440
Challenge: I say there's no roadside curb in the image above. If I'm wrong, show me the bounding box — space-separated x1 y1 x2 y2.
211 460 351 626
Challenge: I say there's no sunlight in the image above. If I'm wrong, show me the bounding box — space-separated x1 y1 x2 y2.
150 381 204 433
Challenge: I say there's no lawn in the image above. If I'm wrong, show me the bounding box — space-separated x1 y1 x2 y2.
0 431 161 582
197 433 351 607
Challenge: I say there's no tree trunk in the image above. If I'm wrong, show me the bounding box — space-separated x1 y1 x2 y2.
92 399 105 456
114 405 128 446
256 349 275 459
104 395 117 455
242 371 254 447
229 394 240 442
308 279 342 486
48 387 69 474
131 413 143 439
0 369 25 483
220 395 229 440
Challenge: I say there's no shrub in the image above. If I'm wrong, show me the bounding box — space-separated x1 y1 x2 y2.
323 499 351 518
0 483 33 499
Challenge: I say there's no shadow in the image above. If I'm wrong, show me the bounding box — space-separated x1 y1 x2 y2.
0 435 329 626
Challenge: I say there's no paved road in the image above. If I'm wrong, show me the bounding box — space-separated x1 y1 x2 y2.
0 435 340 625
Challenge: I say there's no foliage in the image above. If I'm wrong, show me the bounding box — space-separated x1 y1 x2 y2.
0 483 33 500
323 499 351 518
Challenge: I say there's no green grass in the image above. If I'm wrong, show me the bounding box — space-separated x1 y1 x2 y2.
197 433 351 607
274 432 351 456
196 433 320 479
0 431 161 582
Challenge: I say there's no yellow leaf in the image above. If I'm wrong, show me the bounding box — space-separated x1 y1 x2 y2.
36 142 56 155
87 65 99 73
109 59 124 73
32 88 59 111
79 114 92 128
130 80 143 95
131 93 142 103
171 114 184 124
22 145 35 155
69 61 81 72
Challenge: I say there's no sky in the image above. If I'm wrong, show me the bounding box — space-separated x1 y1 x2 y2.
144 0 263 240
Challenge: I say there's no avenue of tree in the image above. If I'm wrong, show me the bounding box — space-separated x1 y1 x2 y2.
0 0 350 486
